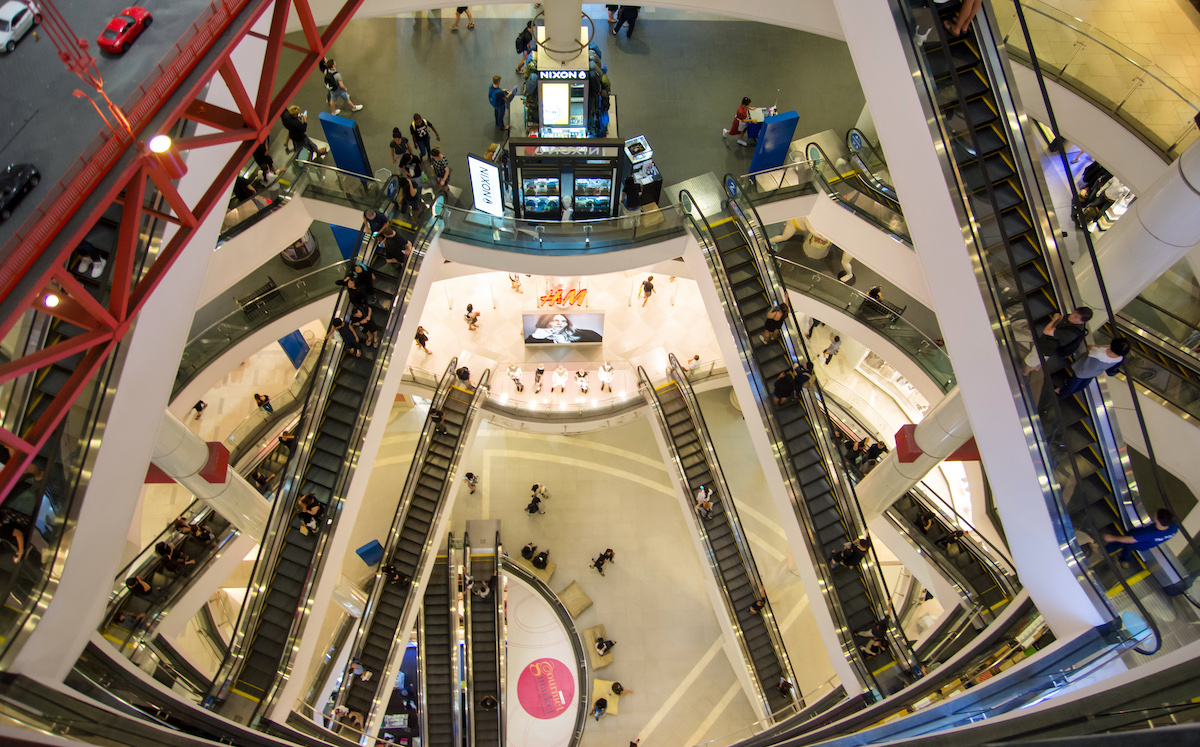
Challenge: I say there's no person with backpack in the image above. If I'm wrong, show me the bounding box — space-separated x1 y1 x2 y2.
612 6 640 38
320 59 364 115
489 75 516 130
515 20 534 69
410 113 441 161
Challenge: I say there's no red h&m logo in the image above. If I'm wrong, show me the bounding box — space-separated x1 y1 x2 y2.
538 288 587 308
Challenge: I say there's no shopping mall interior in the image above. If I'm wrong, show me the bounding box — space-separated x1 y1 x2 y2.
0 0 1199 746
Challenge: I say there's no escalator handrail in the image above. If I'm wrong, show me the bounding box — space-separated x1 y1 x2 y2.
679 201 880 695
499 555 588 747
637 365 777 717
664 352 802 708
724 182 919 674
495 531 507 747
803 140 904 219
1114 316 1200 375
910 482 1021 593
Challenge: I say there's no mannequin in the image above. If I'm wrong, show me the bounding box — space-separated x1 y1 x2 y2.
768 217 855 282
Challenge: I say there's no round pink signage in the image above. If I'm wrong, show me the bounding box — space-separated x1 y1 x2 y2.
516 657 575 719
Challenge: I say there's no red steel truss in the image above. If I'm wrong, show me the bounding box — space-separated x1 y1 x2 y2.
0 0 364 503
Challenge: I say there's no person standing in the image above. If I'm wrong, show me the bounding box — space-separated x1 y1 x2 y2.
281 106 327 157
321 59 365 115
1022 307 1093 374
489 75 515 130
450 6 474 30
254 393 273 414
465 304 481 331
430 147 452 192
430 407 448 436
823 336 842 365
326 318 362 358
414 326 432 354
722 96 753 146
410 113 441 161
1056 338 1129 398
641 276 655 307
612 5 640 38
1102 509 1178 568
831 536 871 569
397 172 422 218
389 127 413 165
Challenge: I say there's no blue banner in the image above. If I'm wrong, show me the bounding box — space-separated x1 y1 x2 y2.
329 225 362 260
749 110 799 175
277 330 310 369
318 112 372 177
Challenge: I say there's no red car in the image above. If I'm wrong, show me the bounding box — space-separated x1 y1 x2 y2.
97 6 151 53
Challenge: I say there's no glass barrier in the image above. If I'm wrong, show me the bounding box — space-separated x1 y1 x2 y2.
991 0 1200 159
217 151 303 242
174 260 352 395
693 677 840 747
223 344 323 460
774 258 955 391
1121 290 1200 361
1097 321 1200 422
438 202 685 254
803 143 911 240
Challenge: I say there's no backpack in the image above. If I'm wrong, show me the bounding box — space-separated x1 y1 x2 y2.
516 28 531 54
324 71 338 91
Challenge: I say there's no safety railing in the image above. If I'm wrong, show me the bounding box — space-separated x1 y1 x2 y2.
991 0 1200 160
1120 295 1200 363
1099 320 1200 423
216 150 303 242
223 344 322 464
438 202 684 254
691 676 840 747
804 143 911 239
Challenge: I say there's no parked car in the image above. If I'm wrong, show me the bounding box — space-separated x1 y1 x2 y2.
0 163 40 221
97 6 151 54
0 0 41 53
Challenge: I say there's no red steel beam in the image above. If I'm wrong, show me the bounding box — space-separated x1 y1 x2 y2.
109 164 148 320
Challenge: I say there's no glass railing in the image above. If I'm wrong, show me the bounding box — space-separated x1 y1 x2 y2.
174 259 352 396
223 344 323 463
1121 294 1200 362
732 157 912 246
800 145 912 242
1098 320 1200 423
438 202 684 254
991 0 1200 160
693 677 841 747
217 151 303 242
774 259 955 391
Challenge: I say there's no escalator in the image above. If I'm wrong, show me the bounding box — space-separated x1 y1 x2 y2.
1098 321 1200 421
212 211 437 716
338 365 485 726
845 128 902 212
419 551 460 747
465 534 503 747
901 0 1188 602
682 194 911 695
641 355 796 716
804 141 906 235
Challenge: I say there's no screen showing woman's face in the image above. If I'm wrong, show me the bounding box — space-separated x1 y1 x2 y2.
549 315 569 332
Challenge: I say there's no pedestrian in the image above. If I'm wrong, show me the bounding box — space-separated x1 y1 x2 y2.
192 400 207 421
508 363 524 392
641 275 655 307
465 303 481 331
415 326 432 354
1056 338 1129 398
867 285 883 302
362 208 388 237
533 364 545 394
592 697 608 721
480 695 498 710
409 113 441 161
430 147 452 192
389 127 413 164
463 472 479 494
281 106 327 157
1022 307 1093 374
794 361 815 388
278 429 297 457
612 5 639 38
471 577 491 598
590 548 615 576
399 150 425 183
762 301 789 344
1101 509 1178 568
695 486 714 520
611 682 634 696
533 549 550 569
521 542 537 560
430 407 449 436
823 336 842 365
606 4 618 21
531 484 549 500
320 59 365 114
254 393 273 413
326 318 362 357
382 563 411 587
456 365 475 388
595 636 616 656
576 370 590 394
722 96 752 146
772 369 796 406
747 597 765 615
489 75 516 130
526 496 545 515
297 493 325 534
687 354 702 374
860 633 889 658
397 172 422 218
778 678 794 696
944 0 984 35
509 273 523 293
805 317 824 339
831 536 871 569
598 362 614 392
515 20 535 68
253 138 276 180
450 5 474 30
252 469 274 490
552 364 569 393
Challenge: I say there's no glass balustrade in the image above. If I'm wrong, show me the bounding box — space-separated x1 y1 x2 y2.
438 203 684 253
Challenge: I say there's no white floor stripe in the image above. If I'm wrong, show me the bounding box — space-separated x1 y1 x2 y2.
684 682 743 747
483 449 675 496
637 636 725 744
732 501 788 540
496 431 671 473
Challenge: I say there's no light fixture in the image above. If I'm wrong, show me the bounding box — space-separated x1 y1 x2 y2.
146 134 187 179
43 293 60 308
148 134 172 153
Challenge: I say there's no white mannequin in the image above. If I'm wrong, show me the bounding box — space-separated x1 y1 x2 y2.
768 217 855 282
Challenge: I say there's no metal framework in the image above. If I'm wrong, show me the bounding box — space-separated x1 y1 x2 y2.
0 0 364 503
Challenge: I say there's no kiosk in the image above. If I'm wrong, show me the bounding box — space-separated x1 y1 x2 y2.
509 137 623 220
623 135 662 207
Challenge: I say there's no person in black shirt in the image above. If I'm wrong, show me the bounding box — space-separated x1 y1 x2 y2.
398 151 424 181
1023 306 1093 374
409 113 441 161
280 106 326 156
521 543 537 560
326 318 362 357
389 127 413 164
641 276 655 307
831 536 871 569
612 5 640 38
533 550 550 569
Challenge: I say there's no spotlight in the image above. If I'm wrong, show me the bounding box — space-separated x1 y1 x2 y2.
43 293 60 308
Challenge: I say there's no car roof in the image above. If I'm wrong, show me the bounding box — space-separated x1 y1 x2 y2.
0 1 28 20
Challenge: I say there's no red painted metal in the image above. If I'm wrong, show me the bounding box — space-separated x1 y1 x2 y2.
895 423 922 463
109 164 148 320
0 330 111 386
199 442 231 483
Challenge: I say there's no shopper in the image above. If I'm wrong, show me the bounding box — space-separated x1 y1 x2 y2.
414 326 432 353
590 548 615 576
1056 338 1129 398
254 393 273 414
772 369 796 406
456 366 475 388
533 549 550 569
351 305 380 348
526 496 546 515
509 273 523 293
695 487 714 520
430 147 452 192
1023 307 1093 374
281 106 327 156
831 536 871 569
397 172 422 218
592 697 608 721
326 318 362 357
489 75 516 130
595 636 616 656
515 20 535 66
1102 509 1178 568
430 407 448 436
641 275 655 307
723 97 752 146
463 472 479 494
192 400 208 421
522 542 537 560
944 0 984 36
465 303 481 331
389 128 414 167
409 113 441 161
823 336 842 365
321 59 365 114
450 5 474 30
762 301 789 344
612 5 640 38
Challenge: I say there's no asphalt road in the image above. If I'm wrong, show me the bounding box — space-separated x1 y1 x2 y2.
0 0 222 250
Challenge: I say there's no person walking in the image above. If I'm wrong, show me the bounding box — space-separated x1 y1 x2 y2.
1101 509 1178 568
410 114 441 161
192 400 207 421
415 326 432 354
489 75 516 130
281 106 327 157
465 303 481 331
612 5 640 38
526 495 546 515
430 407 449 436
389 127 413 165
1056 338 1129 398
590 548 615 576
430 147 452 192
462 472 479 494
722 96 753 146
531 484 549 500
641 276 655 307
254 393 273 414
320 59 365 115
823 335 842 365
450 5 474 30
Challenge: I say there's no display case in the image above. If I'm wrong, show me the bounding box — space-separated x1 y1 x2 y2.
508 138 624 220
572 172 614 220
519 169 562 220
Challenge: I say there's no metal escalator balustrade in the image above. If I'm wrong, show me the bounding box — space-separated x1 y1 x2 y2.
638 354 798 718
681 192 915 696
894 0 1183 648
844 128 902 213
1097 318 1200 423
801 143 911 243
337 363 488 731
210 208 442 718
419 549 461 747
465 533 504 747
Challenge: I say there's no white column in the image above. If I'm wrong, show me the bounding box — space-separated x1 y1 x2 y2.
869 520 963 613
1075 141 1200 323
856 389 972 522
153 409 270 542
542 0 584 62
833 0 1108 636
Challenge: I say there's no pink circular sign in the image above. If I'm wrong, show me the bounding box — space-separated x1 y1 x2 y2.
516 657 575 719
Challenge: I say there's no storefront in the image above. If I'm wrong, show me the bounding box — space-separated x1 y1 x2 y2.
509 137 623 220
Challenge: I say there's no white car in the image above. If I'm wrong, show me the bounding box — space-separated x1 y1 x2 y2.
0 1 41 54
